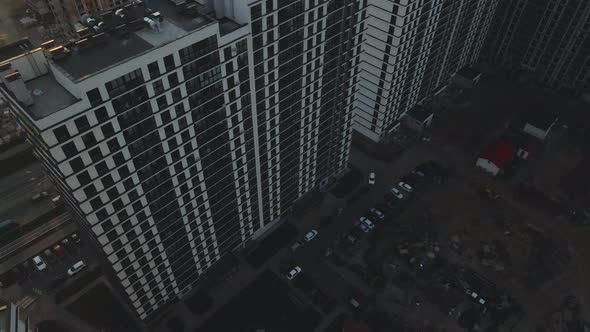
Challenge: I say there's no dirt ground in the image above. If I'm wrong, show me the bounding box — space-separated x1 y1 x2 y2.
362 74 590 331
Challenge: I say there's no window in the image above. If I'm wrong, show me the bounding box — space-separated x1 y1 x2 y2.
157 96 168 110
153 80 164 95
171 88 182 103
77 171 91 186
53 125 70 143
105 69 144 98
87 88 103 107
88 147 103 162
62 142 78 158
84 185 98 198
148 61 160 78
96 161 108 174
113 152 125 165
178 36 217 64
251 4 261 19
94 107 108 122
74 116 90 132
101 123 115 137
107 138 120 152
175 103 185 116
82 132 97 147
168 72 179 87
164 55 175 71
70 157 85 172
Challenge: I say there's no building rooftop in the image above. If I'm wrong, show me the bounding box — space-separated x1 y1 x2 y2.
52 33 153 81
480 140 515 168
0 39 35 63
50 0 215 81
219 17 244 35
26 74 78 119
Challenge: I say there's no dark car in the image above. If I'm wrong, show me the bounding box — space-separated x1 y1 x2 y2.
71 233 81 244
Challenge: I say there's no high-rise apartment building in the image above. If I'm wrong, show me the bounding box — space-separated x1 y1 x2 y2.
354 0 499 142
0 0 361 321
485 0 590 95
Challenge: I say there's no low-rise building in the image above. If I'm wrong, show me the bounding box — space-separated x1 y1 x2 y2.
476 140 515 176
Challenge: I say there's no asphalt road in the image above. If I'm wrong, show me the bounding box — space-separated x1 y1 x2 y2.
0 162 56 225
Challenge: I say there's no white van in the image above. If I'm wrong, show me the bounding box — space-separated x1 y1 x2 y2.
67 261 86 276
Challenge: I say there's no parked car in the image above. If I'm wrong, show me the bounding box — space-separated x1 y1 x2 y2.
389 187 404 199
71 233 80 244
370 208 385 221
290 240 303 253
402 173 421 185
53 244 66 258
67 261 86 276
398 181 414 193
43 249 56 263
286 266 302 280
32 191 49 202
359 217 375 232
61 238 71 248
32 256 47 272
304 229 318 242
368 172 376 186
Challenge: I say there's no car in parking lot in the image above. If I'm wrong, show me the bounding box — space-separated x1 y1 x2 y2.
370 208 385 221
53 244 66 258
43 249 56 263
359 217 375 232
398 181 414 193
389 187 404 199
286 266 302 280
71 233 80 244
368 172 375 186
67 261 86 276
32 256 47 272
304 229 318 242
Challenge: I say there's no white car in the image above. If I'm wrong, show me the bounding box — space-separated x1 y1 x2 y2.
32 256 47 272
304 229 318 242
398 181 414 193
286 266 302 280
390 187 404 199
370 208 384 221
359 217 375 231
368 172 376 185
67 260 86 276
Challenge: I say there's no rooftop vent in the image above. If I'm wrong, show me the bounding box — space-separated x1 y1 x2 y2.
81 15 97 27
143 16 161 32
47 45 70 60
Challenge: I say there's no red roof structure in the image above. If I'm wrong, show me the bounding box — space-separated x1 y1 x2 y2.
479 141 515 168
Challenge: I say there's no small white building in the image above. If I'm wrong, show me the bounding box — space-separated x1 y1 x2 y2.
523 117 557 141
476 141 515 176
